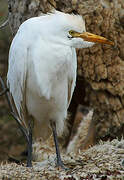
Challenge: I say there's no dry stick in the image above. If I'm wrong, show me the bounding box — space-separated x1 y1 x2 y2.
0 12 14 36
0 77 12 111
0 88 8 96
0 77 33 167
0 11 10 29
0 77 29 141
0 18 9 29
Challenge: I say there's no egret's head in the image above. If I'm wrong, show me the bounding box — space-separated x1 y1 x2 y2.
46 11 114 48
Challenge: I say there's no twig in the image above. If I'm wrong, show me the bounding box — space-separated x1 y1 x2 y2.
0 77 29 141
0 76 33 167
11 112 29 143
0 88 8 96
48 0 56 9
0 76 13 112
0 18 9 29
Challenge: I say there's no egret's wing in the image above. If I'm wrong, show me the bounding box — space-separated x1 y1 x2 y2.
67 48 77 108
7 34 28 128
68 79 73 107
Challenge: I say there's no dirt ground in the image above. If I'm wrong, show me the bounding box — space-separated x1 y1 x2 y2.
0 139 124 179
0 101 124 179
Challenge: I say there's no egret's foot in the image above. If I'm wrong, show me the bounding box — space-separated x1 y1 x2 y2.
56 160 68 170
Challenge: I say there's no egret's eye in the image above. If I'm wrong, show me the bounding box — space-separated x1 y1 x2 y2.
69 30 75 36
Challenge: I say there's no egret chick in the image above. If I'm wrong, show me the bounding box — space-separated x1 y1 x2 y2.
7 11 113 168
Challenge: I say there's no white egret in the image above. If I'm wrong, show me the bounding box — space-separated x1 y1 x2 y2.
7 11 113 168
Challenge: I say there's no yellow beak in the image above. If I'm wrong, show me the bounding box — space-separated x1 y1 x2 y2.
75 32 114 45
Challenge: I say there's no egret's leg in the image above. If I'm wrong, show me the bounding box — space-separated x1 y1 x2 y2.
50 121 65 169
27 121 32 167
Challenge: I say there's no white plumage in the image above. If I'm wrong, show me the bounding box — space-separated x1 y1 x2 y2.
7 11 94 140
7 11 113 143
